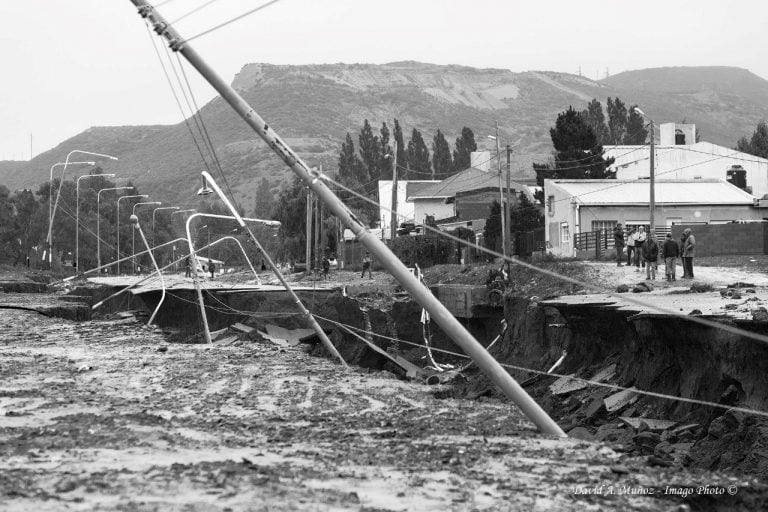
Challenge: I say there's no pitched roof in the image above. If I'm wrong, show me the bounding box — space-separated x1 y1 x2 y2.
407 167 530 200
548 179 755 205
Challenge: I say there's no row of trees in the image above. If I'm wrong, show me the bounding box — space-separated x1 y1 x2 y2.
736 121 768 159
0 170 277 272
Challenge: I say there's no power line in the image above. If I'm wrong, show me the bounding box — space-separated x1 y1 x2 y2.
170 0 222 24
181 0 283 44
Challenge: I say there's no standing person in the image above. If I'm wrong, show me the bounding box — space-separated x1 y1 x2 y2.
613 223 625 266
642 234 659 280
682 228 696 279
209 261 216 280
185 256 191 277
680 231 689 278
632 226 647 272
625 227 636 267
322 255 330 280
361 251 372 279
662 233 680 281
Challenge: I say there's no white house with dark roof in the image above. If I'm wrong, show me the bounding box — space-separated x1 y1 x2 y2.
544 178 766 257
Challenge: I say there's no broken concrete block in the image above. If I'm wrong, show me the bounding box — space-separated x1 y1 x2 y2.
549 374 588 395
567 426 594 441
633 431 661 453
590 364 617 383
632 282 653 293
231 323 254 334
604 387 638 413
619 417 676 432
720 288 742 299
688 309 703 316
753 307 768 321
616 284 629 293
585 398 606 420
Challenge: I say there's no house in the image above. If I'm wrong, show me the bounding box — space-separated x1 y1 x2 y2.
406 166 535 232
377 180 439 234
544 178 766 257
605 122 768 197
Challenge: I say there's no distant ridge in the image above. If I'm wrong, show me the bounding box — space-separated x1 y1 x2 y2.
2 63 767 209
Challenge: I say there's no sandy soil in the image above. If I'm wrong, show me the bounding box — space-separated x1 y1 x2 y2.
0 309 758 511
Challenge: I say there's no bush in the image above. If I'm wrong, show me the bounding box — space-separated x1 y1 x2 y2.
390 235 456 267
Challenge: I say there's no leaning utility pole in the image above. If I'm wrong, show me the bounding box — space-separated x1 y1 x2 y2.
305 190 313 276
131 0 564 437
494 123 507 261
390 139 398 242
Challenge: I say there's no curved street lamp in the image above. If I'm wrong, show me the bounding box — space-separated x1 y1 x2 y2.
46 161 94 267
151 206 179 247
116 194 147 275
132 201 161 273
76 173 115 271
97 186 133 269
633 107 656 236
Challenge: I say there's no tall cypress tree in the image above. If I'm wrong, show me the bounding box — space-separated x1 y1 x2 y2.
607 97 628 145
452 126 477 172
432 128 454 179
393 119 407 176
580 99 609 145
379 122 392 179
358 119 380 182
625 106 648 144
406 128 431 179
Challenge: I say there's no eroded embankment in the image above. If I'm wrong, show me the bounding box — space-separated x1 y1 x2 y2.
469 295 768 478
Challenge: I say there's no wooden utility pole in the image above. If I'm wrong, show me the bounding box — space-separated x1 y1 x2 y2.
495 123 506 260
506 145 513 261
390 139 398 242
649 119 656 238
315 171 322 268
305 189 312 275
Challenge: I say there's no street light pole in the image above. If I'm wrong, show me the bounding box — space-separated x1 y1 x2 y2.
97 186 132 270
634 107 655 237
132 201 161 272
76 173 115 271
116 194 147 275
389 140 398 242
488 126 506 261
47 161 94 268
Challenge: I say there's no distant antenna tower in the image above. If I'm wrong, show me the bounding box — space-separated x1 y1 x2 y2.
578 66 582 76
605 67 610 78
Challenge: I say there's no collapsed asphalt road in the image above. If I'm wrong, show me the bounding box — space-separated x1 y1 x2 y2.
0 309 762 511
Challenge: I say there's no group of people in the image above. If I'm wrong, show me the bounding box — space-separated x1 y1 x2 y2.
613 224 696 281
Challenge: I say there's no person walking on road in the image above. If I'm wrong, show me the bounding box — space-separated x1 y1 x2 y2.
642 233 659 280
662 232 680 281
682 228 696 279
209 261 216 280
361 252 372 279
613 223 625 266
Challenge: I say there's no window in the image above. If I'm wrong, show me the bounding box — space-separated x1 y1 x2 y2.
560 222 570 243
547 196 555 215
591 220 617 232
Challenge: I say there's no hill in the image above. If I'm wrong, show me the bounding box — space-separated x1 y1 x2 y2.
2 63 767 212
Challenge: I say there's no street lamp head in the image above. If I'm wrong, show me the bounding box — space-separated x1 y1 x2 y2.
487 135 497 141
196 176 213 196
633 107 646 116
129 214 139 226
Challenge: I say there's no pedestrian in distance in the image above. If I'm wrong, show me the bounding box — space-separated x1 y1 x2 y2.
185 256 191 278
661 233 680 281
322 255 330 280
682 228 696 279
613 223 625 266
209 261 216 280
361 252 372 279
625 227 636 267
680 231 689 278
632 226 647 271
642 233 658 280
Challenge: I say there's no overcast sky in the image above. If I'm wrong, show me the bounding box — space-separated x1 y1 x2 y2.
1 0 766 160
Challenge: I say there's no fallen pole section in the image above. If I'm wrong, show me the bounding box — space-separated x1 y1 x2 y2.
131 0 563 436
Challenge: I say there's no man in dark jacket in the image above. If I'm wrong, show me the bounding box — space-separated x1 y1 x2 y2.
662 233 680 281
613 223 625 266
642 234 659 280
682 228 696 279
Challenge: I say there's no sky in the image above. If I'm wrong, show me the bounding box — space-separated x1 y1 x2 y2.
0 0 766 160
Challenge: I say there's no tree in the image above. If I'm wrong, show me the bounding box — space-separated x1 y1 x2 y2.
379 122 392 180
406 128 431 179
509 192 543 233
533 106 616 187
358 119 380 182
483 200 502 252
607 97 628 145
338 132 365 184
736 121 768 159
580 99 609 145
431 128 454 179
393 119 407 174
452 126 477 172
624 105 648 144
252 177 274 219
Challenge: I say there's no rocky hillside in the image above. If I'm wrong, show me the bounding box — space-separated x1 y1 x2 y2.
2 63 767 211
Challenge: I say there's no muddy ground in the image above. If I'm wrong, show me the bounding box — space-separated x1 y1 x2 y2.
1 307 766 511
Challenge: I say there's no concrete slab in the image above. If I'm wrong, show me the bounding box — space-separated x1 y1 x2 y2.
619 417 676 431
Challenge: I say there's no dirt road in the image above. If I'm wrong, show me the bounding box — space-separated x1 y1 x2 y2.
0 308 759 511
